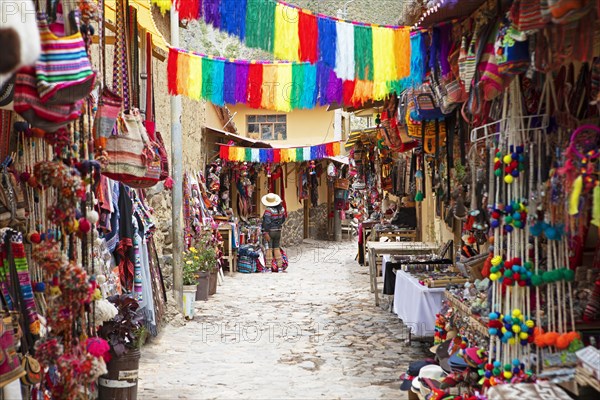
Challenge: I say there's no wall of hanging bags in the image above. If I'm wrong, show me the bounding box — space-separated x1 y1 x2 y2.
0 0 173 397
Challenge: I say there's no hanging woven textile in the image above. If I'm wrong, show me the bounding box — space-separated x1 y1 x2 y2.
175 0 201 21
274 3 300 62
318 17 337 69
394 28 411 80
326 67 343 104
167 47 179 95
372 26 396 99
261 63 278 110
187 53 203 100
203 0 221 28
202 57 225 106
299 11 318 63
176 51 191 97
352 80 374 105
354 24 374 81
245 0 276 53
274 63 292 112
317 63 330 105
247 63 263 108
220 0 247 40
223 61 237 104
234 62 249 103
301 63 318 108
335 21 355 81
290 63 305 110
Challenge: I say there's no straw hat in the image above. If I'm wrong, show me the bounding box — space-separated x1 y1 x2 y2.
261 193 282 207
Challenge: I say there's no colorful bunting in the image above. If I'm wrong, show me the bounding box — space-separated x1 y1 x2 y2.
172 0 412 87
169 47 424 111
219 141 342 163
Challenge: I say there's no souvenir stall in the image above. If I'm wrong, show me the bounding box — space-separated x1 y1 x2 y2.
392 0 600 399
0 0 171 397
218 141 342 272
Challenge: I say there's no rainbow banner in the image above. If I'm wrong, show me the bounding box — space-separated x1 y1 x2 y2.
170 0 412 94
167 38 425 110
219 141 341 163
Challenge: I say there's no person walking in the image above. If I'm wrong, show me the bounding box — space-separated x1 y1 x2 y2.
261 193 286 272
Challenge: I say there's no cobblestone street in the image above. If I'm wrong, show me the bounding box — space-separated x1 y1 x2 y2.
138 240 428 399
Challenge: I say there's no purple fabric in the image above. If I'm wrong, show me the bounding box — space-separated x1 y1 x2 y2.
326 69 343 105
203 0 221 28
223 61 237 105
235 63 249 103
439 24 452 76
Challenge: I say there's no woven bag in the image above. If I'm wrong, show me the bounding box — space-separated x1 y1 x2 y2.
13 67 83 132
35 16 95 104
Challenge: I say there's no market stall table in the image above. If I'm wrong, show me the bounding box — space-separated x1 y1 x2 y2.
367 241 438 306
393 270 445 339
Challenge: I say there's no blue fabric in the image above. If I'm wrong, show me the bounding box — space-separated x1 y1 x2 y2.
301 63 318 109
317 63 330 106
220 0 247 40
223 61 237 105
318 18 337 69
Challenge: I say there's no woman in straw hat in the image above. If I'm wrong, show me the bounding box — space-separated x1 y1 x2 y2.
261 193 287 272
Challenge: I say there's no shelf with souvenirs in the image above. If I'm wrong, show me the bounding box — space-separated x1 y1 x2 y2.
393 0 600 397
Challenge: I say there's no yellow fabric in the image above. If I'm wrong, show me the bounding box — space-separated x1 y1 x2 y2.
274 4 300 62
274 64 292 112
593 185 600 227
372 26 396 100
261 64 278 110
393 28 411 79
569 175 583 215
105 0 168 52
151 0 171 14
332 142 341 155
187 54 203 100
176 52 190 96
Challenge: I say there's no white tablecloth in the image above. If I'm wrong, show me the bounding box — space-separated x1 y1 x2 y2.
392 270 445 337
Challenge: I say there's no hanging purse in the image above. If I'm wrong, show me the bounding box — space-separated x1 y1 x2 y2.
13 67 83 132
0 316 24 388
35 16 96 104
93 87 122 149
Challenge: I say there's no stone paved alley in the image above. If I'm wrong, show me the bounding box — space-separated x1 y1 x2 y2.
138 240 428 399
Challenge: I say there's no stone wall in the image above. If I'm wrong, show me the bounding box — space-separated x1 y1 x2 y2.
281 209 304 247
309 203 329 241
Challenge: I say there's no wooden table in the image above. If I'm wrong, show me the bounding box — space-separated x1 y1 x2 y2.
367 241 439 306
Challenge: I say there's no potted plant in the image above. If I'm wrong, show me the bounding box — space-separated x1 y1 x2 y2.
97 294 144 400
182 249 200 318
187 231 219 301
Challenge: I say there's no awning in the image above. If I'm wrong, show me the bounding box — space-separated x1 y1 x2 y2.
345 128 377 150
104 0 168 52
205 126 273 148
326 155 349 165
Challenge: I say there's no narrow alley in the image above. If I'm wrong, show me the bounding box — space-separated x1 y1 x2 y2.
138 241 428 399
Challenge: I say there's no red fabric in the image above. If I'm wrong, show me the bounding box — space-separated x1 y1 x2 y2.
247 63 264 108
343 80 357 107
298 11 318 63
273 149 281 163
167 48 179 95
326 142 334 156
176 0 201 21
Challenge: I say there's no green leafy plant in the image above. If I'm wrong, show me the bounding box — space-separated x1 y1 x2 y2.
183 231 219 285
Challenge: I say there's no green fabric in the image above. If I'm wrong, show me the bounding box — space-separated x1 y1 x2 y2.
290 64 305 110
354 25 373 81
201 57 213 100
245 0 276 53
296 147 303 160
245 148 252 161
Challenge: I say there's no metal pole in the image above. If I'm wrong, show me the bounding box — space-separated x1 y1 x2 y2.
170 8 183 311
